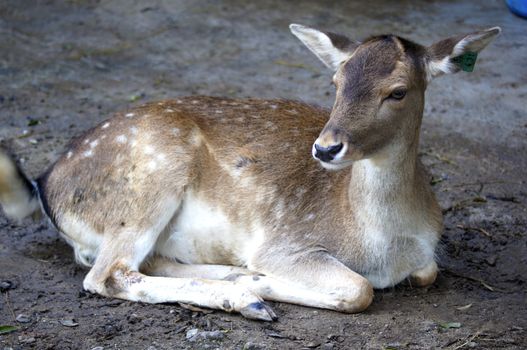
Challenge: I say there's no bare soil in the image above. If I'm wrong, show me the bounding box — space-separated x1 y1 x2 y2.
1 1 526 349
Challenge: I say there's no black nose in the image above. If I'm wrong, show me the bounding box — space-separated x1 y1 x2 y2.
314 143 343 162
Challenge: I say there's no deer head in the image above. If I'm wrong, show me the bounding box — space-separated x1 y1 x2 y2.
290 24 500 170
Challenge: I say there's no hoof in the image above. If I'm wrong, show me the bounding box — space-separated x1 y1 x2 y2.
240 302 278 321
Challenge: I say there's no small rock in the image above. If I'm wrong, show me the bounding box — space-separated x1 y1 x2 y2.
200 330 224 341
322 343 335 350
18 336 36 344
127 313 141 324
485 255 497 266
243 342 264 350
186 328 199 340
146 346 157 350
0 280 16 292
186 329 224 342
468 342 478 348
422 320 436 331
16 314 31 323
304 342 320 348
60 318 79 327
91 347 104 350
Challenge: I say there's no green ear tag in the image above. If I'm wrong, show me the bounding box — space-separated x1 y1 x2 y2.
452 52 478 72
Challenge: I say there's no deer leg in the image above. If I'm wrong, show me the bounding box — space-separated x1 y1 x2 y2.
82 236 277 321
141 256 253 279
248 249 373 313
409 261 438 287
144 252 373 313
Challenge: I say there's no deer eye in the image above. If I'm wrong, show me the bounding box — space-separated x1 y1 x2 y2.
389 89 407 100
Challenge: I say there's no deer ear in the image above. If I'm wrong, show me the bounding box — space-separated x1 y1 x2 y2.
290 24 359 71
425 27 501 80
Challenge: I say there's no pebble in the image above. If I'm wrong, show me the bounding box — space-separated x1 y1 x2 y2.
186 328 199 339
186 329 224 342
127 313 141 324
18 336 36 344
485 255 497 266
304 342 320 348
243 342 265 350
60 318 79 327
91 347 104 350
0 280 16 292
16 314 31 323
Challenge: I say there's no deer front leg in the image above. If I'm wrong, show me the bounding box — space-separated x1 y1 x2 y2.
83 238 277 321
249 250 373 313
144 254 373 313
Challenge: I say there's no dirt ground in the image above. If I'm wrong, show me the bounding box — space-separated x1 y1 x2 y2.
1 0 526 349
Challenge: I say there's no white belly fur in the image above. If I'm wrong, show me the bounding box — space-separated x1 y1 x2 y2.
154 193 265 266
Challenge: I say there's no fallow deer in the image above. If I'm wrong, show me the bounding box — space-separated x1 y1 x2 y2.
0 24 500 320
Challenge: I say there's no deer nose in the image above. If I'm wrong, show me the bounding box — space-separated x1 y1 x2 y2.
313 143 343 162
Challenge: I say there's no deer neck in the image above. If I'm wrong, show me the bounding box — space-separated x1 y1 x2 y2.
347 130 421 229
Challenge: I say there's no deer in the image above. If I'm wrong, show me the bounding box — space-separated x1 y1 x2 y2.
0 24 500 321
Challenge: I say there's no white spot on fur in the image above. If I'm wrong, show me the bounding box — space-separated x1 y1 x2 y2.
66 151 73 159
115 135 128 144
125 113 135 118
89 140 99 149
156 153 166 161
102 122 110 129
270 104 278 109
82 149 93 158
83 139 90 145
147 160 157 171
144 145 155 155
265 121 278 131
130 126 138 135
215 110 223 114
172 128 180 136
295 187 307 198
165 108 174 113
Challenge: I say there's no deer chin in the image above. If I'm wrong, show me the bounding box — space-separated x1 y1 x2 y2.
319 159 354 171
